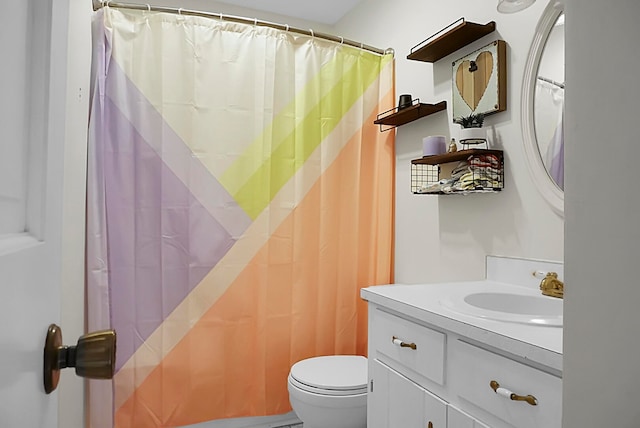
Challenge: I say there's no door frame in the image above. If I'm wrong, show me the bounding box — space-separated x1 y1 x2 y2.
53 0 92 425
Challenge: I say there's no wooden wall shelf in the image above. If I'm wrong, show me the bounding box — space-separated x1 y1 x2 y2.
407 19 496 63
374 101 447 129
411 149 503 166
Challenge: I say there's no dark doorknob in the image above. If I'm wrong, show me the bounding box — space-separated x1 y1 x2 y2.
43 324 116 394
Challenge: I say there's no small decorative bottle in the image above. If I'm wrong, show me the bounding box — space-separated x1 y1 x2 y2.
448 138 457 153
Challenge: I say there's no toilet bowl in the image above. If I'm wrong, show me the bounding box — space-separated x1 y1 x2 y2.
287 355 367 428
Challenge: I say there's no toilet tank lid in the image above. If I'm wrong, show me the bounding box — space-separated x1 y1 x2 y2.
290 355 367 391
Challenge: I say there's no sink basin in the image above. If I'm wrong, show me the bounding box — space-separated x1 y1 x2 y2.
465 292 562 316
440 287 563 327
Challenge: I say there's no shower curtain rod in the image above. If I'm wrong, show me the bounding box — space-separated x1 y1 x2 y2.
91 0 393 56
537 76 565 89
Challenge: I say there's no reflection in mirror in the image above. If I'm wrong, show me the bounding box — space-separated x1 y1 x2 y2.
534 13 564 190
521 0 564 216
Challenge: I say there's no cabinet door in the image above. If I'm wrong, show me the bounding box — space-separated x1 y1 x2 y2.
448 404 491 428
369 359 447 428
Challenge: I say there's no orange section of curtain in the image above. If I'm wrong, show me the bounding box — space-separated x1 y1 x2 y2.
114 90 395 428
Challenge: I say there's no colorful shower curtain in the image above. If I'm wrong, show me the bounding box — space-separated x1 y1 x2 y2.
534 79 564 190
86 6 395 428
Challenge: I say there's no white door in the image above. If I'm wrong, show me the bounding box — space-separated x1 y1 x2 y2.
0 0 90 427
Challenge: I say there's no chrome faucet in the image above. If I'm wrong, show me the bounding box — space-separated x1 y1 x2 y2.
539 272 564 299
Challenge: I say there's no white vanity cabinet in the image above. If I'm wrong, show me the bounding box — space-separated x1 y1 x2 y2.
369 359 447 428
365 303 562 428
450 340 562 428
447 405 490 428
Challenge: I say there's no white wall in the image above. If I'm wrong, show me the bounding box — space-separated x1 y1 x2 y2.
563 0 640 426
334 0 564 284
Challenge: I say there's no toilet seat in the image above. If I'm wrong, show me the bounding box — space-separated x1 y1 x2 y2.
289 355 368 396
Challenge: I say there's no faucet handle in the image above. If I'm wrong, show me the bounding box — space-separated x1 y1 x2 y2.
532 270 549 279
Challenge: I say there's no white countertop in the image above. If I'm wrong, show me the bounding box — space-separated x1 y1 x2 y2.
361 280 563 373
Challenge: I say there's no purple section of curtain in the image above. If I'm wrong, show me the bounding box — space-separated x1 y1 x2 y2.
105 61 252 239
102 95 236 370
95 59 253 370
548 114 564 190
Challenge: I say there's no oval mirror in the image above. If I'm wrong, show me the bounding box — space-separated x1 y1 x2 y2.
522 1 564 216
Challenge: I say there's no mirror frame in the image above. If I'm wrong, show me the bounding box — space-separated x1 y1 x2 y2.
521 0 564 217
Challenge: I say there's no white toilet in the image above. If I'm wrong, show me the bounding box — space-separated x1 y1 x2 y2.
287 355 367 428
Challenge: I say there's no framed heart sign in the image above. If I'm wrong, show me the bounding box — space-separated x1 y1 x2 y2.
452 40 506 120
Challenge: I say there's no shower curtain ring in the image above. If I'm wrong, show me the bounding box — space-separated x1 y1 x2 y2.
310 29 314 38
178 7 183 14
146 3 151 11
254 18 258 27
285 24 289 32
340 36 344 44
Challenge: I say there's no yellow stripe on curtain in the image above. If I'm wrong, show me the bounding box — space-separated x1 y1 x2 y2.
95 7 395 427
224 50 392 219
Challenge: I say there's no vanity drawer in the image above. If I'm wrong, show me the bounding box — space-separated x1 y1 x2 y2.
451 340 561 428
370 308 445 386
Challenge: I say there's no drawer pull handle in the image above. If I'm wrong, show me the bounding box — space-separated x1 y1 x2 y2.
392 336 417 350
490 380 537 406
